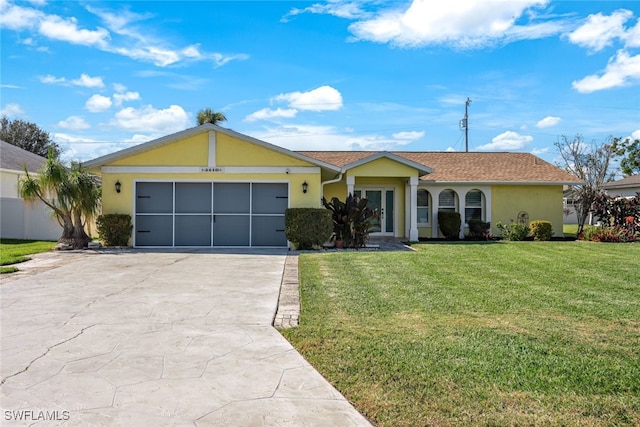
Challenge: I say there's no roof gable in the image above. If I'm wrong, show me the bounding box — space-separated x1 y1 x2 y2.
83 124 340 172
602 174 640 189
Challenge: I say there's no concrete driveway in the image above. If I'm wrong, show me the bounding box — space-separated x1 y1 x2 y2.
1 250 371 426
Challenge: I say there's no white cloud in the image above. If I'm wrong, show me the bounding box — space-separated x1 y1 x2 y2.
0 1 44 30
40 74 66 84
252 124 417 151
57 115 90 130
568 9 633 52
110 104 190 134
244 108 298 123
282 1 367 22
113 91 140 106
531 147 550 155
572 50 640 93
392 131 425 141
346 0 558 49
273 86 343 111
476 131 533 151
85 94 112 112
0 1 247 68
113 83 127 93
0 103 25 117
446 146 456 152
630 129 640 140
536 116 561 128
71 73 104 88
624 18 640 48
38 15 109 47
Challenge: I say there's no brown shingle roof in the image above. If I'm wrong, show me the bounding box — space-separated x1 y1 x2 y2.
297 151 581 184
1 140 47 173
602 174 640 189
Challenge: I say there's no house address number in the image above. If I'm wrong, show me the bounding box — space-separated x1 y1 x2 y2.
200 167 224 173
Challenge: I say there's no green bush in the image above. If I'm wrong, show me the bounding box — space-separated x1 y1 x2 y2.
467 219 491 240
529 220 553 241
322 194 377 248
96 214 132 246
496 221 530 241
438 211 461 240
285 208 333 250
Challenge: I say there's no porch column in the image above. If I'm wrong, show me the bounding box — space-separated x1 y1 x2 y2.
409 176 418 241
459 190 466 239
346 175 355 196
431 189 440 238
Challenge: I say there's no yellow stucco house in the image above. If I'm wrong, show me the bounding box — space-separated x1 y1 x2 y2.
84 124 581 247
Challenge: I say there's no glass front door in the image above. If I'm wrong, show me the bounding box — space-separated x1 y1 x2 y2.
355 188 394 235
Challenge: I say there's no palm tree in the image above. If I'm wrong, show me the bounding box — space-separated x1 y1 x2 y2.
197 108 227 125
19 151 101 248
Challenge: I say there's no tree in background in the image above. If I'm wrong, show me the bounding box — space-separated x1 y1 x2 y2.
555 134 618 234
0 116 60 158
196 108 227 125
19 151 101 249
614 137 640 176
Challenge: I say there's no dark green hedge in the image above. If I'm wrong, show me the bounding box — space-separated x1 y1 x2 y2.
438 211 461 240
285 208 333 250
96 214 132 246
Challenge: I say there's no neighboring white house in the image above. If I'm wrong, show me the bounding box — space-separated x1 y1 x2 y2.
0 140 60 240
602 175 640 197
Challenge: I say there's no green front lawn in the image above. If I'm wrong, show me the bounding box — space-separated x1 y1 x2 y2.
282 242 640 426
0 239 56 273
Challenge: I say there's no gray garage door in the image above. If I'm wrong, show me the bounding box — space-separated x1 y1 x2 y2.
135 182 288 247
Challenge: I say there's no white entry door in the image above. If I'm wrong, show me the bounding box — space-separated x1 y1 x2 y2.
355 188 394 235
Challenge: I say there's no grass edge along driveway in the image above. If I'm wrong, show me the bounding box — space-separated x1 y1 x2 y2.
282 242 640 426
0 239 56 274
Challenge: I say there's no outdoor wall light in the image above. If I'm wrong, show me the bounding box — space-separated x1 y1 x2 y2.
115 180 122 193
302 181 308 194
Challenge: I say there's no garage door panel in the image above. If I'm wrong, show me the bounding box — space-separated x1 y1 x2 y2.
175 215 211 246
252 216 287 247
135 215 173 246
176 183 211 214
213 183 250 214
252 183 288 214
213 215 250 246
136 182 173 213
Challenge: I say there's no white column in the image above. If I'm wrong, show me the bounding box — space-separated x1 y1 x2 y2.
431 189 440 238
459 190 466 239
409 176 418 241
346 175 355 196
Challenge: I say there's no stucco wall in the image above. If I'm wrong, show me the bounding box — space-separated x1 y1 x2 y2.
491 185 564 237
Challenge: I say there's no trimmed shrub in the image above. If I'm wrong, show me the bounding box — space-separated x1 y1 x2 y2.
438 211 461 240
96 214 132 246
285 208 333 250
529 220 553 241
467 219 491 240
496 221 530 241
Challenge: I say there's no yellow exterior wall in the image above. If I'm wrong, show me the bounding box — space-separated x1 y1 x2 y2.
112 134 208 166
491 185 564 237
216 133 314 167
101 173 322 216
348 158 419 177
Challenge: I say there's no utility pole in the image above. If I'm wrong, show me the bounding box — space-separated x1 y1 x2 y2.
462 97 471 152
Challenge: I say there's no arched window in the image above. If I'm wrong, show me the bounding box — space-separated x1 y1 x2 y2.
438 189 457 212
417 189 430 225
465 189 484 222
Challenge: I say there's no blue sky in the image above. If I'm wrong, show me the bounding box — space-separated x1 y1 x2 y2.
1 0 639 165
